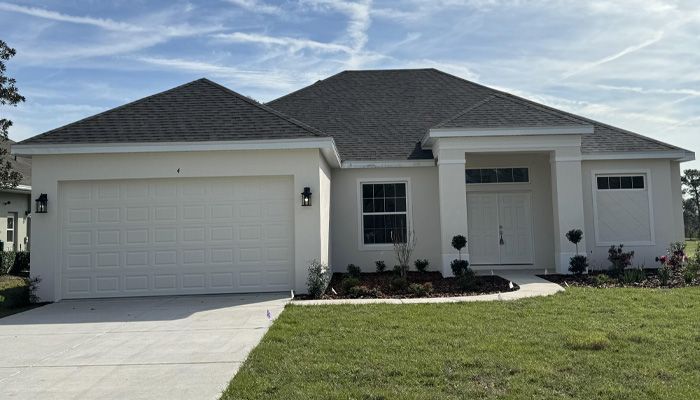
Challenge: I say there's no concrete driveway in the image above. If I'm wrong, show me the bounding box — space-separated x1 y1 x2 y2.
0 293 289 400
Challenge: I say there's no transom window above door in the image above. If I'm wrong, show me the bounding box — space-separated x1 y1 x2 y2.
361 182 408 245
465 168 529 184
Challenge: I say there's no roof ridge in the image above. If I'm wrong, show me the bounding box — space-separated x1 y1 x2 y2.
267 70 347 106
429 69 680 151
432 95 497 128
18 79 208 145
198 79 327 137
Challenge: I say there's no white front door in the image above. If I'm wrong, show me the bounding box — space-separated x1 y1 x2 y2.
466 192 533 265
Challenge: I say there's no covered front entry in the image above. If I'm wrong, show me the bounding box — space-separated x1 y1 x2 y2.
467 192 534 265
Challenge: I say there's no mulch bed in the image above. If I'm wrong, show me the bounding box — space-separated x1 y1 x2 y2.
538 269 700 289
295 271 519 300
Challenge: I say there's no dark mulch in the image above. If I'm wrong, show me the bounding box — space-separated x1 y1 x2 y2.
538 268 700 289
295 271 518 300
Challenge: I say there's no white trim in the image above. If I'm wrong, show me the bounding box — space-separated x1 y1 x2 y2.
582 150 694 162
1 184 32 193
591 168 655 247
356 177 413 252
423 125 592 147
342 159 435 169
437 159 466 165
12 137 343 168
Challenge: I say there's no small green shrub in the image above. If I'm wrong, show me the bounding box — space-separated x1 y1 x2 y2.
408 282 433 297
608 244 634 277
341 276 361 292
392 265 402 275
594 274 613 286
456 269 477 291
622 268 646 284
569 255 588 275
375 260 386 273
683 269 695 284
347 286 380 299
658 266 671 286
414 259 429 273
306 260 331 299
450 259 470 277
1 251 30 275
389 276 408 292
346 264 362 278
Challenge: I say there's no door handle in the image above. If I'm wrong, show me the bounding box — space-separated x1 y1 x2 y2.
499 225 504 245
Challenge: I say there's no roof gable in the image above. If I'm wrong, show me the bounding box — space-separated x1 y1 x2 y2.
19 78 325 146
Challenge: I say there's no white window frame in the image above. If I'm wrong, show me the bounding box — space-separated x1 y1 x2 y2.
356 177 412 251
464 166 531 185
595 174 646 191
591 169 655 247
6 214 15 243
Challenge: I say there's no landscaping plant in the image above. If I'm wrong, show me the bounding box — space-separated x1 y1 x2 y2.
346 264 361 278
450 234 471 277
414 259 429 273
375 260 386 273
306 259 331 299
341 276 361 292
392 229 416 278
608 244 634 278
566 229 588 275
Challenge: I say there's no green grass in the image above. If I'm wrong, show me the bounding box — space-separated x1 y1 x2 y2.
686 239 698 258
0 275 40 318
223 288 700 400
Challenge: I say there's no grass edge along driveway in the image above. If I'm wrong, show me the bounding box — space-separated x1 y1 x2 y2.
223 287 700 400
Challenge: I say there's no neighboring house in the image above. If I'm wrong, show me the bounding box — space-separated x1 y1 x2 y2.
0 139 32 252
12 69 694 301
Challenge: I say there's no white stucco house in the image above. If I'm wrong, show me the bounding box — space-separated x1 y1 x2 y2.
0 139 32 253
12 69 694 301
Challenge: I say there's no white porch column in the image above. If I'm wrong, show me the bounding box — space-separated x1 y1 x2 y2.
550 148 587 273
437 149 468 276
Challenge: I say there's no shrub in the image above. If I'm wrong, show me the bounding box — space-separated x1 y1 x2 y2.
456 272 477 291
347 286 380 299
347 264 362 278
622 268 646 284
569 255 588 275
658 266 671 286
451 235 467 258
393 229 416 278
414 259 429 273
608 244 634 277
0 276 40 308
656 242 688 271
683 269 695 284
389 276 408 292
375 260 386 273
594 274 613 287
341 276 361 292
450 259 470 277
306 259 331 299
1 251 30 275
565 229 584 254
408 282 433 297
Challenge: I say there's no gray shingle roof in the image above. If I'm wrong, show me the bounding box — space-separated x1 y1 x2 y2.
19 78 325 146
269 68 681 160
434 94 588 129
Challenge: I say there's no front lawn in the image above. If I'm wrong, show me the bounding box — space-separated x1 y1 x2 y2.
223 288 700 399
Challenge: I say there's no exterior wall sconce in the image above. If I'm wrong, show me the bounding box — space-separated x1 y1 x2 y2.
35 193 48 214
301 187 312 207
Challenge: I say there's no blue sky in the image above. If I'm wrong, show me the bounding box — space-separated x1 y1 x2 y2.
1 0 698 169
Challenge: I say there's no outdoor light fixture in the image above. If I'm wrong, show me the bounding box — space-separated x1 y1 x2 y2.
301 187 312 207
35 193 48 214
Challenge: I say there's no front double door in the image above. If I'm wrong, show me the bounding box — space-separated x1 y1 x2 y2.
466 192 533 265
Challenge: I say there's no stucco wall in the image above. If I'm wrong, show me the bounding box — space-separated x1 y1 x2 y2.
465 153 555 270
330 166 441 273
582 159 684 269
0 191 31 252
29 148 328 301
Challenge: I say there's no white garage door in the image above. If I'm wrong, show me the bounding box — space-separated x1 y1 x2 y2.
59 176 294 299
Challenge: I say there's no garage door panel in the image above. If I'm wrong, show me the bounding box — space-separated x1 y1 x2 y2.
59 177 293 299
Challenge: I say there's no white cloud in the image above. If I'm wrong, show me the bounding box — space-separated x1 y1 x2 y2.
226 0 284 16
0 2 145 32
213 32 353 53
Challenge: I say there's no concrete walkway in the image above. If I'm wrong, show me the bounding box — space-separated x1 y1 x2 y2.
293 270 564 305
0 293 289 400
